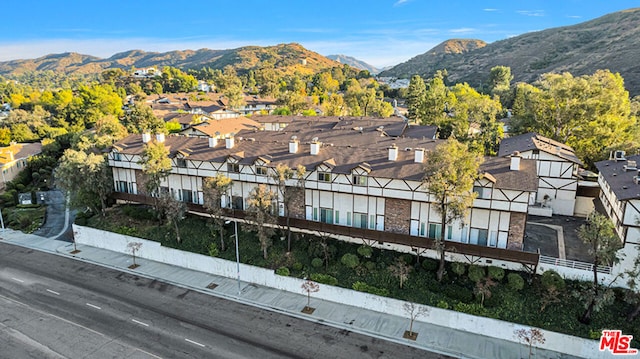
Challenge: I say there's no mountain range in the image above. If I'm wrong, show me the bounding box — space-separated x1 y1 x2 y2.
1 8 639 95
380 8 640 96
0 43 341 77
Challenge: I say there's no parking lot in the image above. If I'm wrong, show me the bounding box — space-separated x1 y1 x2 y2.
524 215 593 263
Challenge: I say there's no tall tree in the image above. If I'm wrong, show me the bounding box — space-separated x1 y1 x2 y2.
511 70 637 167
577 211 622 324
157 191 186 244
203 173 233 251
423 139 483 281
138 139 172 216
55 149 112 215
487 65 513 107
423 73 458 137
271 164 306 252
122 103 165 134
406 75 427 123
246 184 277 260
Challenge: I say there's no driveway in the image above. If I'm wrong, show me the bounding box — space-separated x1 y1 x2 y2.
32 190 75 242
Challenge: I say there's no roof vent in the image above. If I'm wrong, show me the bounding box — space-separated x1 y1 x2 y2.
388 144 398 161
634 176 640 185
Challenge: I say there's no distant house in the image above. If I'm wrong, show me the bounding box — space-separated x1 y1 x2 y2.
0 142 43 190
498 132 582 216
236 96 277 115
132 68 160 78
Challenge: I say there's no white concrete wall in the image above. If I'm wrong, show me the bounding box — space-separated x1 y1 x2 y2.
73 225 612 358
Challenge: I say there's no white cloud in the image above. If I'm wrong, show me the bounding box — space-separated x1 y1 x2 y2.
566 15 582 19
393 0 411 7
483 8 498 12
449 28 477 34
516 10 545 17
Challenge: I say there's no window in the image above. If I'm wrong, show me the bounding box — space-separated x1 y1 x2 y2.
334 210 339 224
181 189 193 203
313 208 318 221
231 196 243 210
447 225 453 240
177 158 187 168
352 175 367 186
369 215 375 229
420 222 426 237
256 166 268 176
320 208 333 224
346 211 352 226
471 228 488 246
473 186 491 199
117 181 129 193
353 213 367 229
318 172 331 182
227 163 240 173
113 152 121 161
428 223 442 240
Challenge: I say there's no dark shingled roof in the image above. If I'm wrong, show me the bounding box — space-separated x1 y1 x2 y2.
595 154 640 201
498 132 582 165
113 121 538 193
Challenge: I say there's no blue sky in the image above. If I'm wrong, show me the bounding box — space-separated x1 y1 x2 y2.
1 1 638 67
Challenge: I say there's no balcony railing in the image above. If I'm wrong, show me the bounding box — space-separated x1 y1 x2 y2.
539 255 612 274
111 192 540 267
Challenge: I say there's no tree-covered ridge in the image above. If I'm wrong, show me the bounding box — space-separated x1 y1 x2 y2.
380 8 640 96
0 43 341 79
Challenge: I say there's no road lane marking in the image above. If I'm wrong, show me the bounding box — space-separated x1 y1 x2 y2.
46 289 60 295
185 338 205 347
11 277 24 283
86 303 102 310
131 318 149 327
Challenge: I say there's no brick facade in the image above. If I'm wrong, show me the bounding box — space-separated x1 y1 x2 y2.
287 187 305 219
384 198 411 234
507 212 526 250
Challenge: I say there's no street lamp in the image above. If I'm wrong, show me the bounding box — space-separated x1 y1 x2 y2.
225 219 241 295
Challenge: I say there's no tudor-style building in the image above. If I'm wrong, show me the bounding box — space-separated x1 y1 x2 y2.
499 132 582 216
109 118 538 254
593 153 640 279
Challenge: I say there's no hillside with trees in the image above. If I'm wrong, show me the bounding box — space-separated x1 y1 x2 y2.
380 8 640 96
0 43 341 78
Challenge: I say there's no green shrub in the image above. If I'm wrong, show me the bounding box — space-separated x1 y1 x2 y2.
443 284 474 303
275 267 290 276
400 254 414 265
292 262 303 271
453 302 489 316
122 205 156 221
365 261 376 271
451 262 466 276
488 266 505 281
341 253 360 269
208 242 219 257
436 300 450 309
506 273 525 291
115 226 137 236
422 258 438 271
468 265 486 282
311 257 323 268
541 270 565 291
310 273 338 286
357 245 373 258
352 281 389 296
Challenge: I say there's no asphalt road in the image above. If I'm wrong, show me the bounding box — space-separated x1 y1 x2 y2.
0 243 450 359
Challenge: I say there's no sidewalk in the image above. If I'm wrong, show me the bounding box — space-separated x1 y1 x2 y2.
1 229 580 359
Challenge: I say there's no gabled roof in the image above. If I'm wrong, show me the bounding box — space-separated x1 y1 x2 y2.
112 123 538 194
595 154 640 201
0 142 43 165
498 132 582 165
